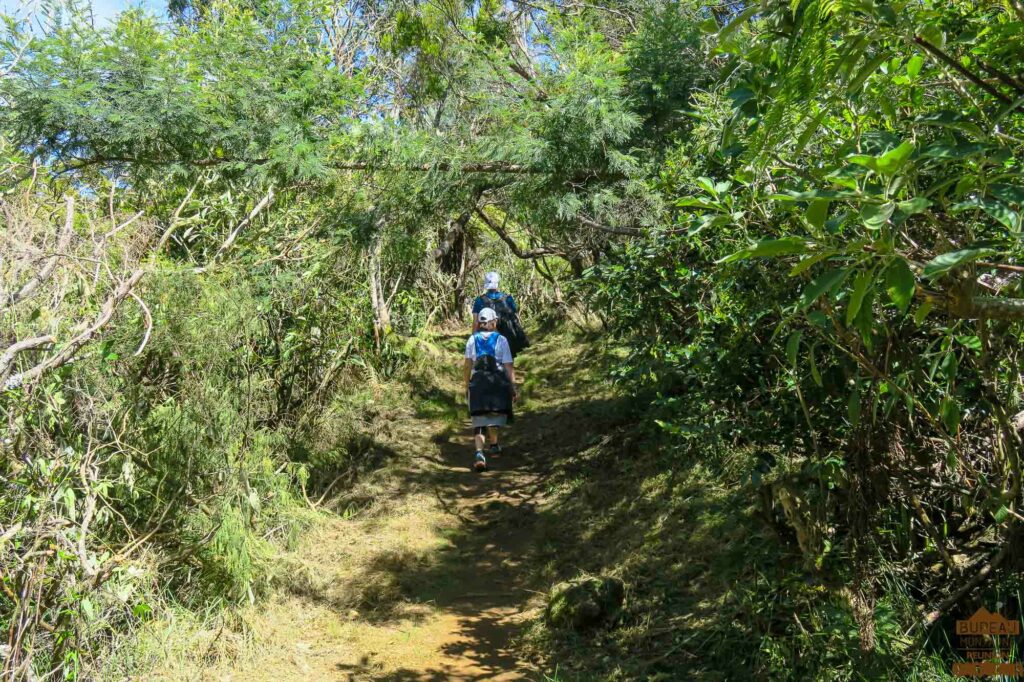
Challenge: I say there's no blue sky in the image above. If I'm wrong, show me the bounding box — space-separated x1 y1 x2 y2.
0 0 166 26
91 0 165 22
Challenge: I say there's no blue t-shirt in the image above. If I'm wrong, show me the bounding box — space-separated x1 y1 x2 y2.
472 291 517 314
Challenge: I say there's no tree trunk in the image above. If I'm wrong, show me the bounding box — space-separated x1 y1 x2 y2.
369 224 391 346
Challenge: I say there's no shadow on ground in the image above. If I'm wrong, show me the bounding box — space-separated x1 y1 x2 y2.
292 329 815 681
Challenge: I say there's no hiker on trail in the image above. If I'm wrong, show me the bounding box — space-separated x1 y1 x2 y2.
464 307 518 472
472 271 529 357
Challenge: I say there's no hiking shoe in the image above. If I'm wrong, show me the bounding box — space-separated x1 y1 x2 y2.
488 443 502 456
473 451 488 472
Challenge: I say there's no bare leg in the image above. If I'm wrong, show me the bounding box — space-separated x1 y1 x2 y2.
487 426 499 446
475 431 486 451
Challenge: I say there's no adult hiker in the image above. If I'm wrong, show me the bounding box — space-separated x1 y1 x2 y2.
464 307 518 472
471 271 529 357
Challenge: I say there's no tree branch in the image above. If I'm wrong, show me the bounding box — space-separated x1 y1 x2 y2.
0 335 56 383
914 36 1014 105
6 270 145 388
211 187 275 262
433 210 475 261
474 207 565 259
923 543 1010 626
578 214 644 236
2 196 75 310
54 154 625 182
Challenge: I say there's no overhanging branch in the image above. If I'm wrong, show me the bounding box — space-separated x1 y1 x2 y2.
46 154 626 182
474 207 565 259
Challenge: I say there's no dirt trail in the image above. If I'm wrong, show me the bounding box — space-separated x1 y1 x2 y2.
209 332 574 681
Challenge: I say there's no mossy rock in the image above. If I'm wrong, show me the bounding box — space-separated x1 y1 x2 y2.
545 575 624 631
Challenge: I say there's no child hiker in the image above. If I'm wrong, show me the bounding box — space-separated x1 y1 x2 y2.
464 307 518 472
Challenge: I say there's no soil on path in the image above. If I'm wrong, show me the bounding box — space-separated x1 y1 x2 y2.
206 332 583 682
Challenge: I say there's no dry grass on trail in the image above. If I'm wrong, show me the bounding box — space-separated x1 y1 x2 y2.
97 326 644 682
117 329 601 682
200 494 471 682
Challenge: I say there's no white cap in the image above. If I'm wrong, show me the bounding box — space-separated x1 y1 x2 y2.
484 271 500 290
477 307 498 323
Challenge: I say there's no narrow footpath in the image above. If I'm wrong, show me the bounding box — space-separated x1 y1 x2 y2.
205 330 598 681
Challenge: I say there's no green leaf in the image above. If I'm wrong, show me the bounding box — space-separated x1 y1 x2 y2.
718 5 759 40
906 55 924 78
874 141 915 174
807 310 830 329
809 343 823 387
917 24 943 48
847 52 890 94
952 197 1020 230
940 351 958 383
800 268 849 310
696 176 718 196
726 87 755 108
718 237 812 263
789 250 835 277
884 258 915 313
994 505 1010 523
847 154 878 171
794 111 828 156
990 184 1024 206
957 335 982 352
940 396 961 433
919 142 987 159
699 17 719 33
897 197 932 216
676 197 722 210
786 330 802 369
917 111 985 138
861 202 895 230
848 386 862 428
917 301 933 323
81 598 96 622
923 246 999 279
805 200 830 230
854 284 875 347
846 270 873 326
771 189 860 202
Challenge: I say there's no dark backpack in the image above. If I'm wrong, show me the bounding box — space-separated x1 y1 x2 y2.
468 332 513 416
481 292 530 355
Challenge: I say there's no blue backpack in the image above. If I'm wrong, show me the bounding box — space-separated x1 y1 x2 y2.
472 332 501 372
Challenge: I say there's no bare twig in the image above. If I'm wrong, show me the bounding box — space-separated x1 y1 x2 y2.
155 183 198 252
6 269 145 387
129 292 153 356
0 335 55 382
2 196 75 310
922 543 1010 626
200 187 275 269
